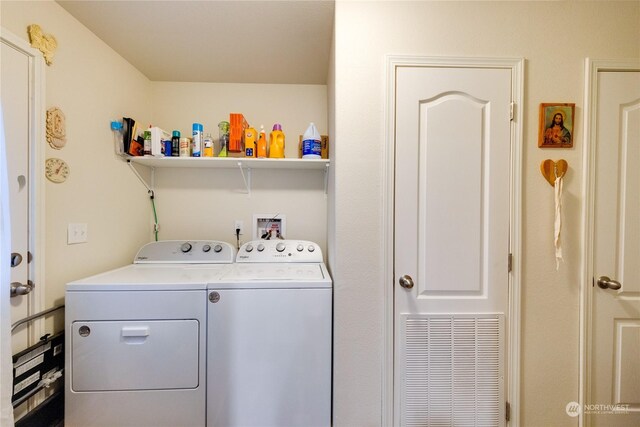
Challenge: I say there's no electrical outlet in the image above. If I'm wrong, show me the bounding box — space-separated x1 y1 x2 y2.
234 220 244 235
68 223 88 244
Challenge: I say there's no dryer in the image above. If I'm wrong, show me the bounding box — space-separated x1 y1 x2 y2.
65 240 235 427
207 240 332 427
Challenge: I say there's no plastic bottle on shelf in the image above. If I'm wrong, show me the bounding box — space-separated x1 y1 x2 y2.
301 122 321 159
179 137 191 157
171 130 180 157
257 125 267 158
268 123 285 158
218 121 230 157
143 128 152 156
203 133 214 157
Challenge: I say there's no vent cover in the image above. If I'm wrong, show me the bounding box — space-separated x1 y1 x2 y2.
401 314 504 427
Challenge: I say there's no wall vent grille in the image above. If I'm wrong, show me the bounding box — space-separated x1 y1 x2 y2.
401 314 504 427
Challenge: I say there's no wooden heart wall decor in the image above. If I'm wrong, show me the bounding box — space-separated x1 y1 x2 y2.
540 159 568 186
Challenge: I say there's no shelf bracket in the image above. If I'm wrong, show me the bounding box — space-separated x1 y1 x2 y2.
324 163 330 195
127 159 155 195
237 161 251 195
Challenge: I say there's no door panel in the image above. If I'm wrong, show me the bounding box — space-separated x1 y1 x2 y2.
394 65 512 426
1 37 31 353
591 69 640 425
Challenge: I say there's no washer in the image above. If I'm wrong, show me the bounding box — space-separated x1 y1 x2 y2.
207 239 332 427
65 240 235 427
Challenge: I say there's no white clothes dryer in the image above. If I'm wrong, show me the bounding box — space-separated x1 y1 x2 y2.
65 240 235 427
207 240 332 427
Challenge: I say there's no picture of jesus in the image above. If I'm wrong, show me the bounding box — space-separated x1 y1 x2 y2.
538 103 575 148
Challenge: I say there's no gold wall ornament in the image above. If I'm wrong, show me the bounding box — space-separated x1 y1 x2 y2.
46 107 66 149
27 24 57 66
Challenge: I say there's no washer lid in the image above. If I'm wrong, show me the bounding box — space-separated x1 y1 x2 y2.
213 263 332 289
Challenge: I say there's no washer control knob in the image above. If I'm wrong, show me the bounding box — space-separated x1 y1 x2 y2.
257 244 265 252
245 244 254 252
308 245 315 252
181 242 192 253
202 244 211 252
276 243 286 252
297 244 304 252
214 244 223 253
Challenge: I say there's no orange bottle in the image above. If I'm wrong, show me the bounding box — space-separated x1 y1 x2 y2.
268 124 285 158
257 125 267 158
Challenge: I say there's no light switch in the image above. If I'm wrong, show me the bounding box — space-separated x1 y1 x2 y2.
68 223 88 244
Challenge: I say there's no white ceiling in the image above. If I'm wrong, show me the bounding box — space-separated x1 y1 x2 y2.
56 0 335 85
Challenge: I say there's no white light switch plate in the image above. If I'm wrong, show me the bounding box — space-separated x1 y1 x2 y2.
68 223 88 244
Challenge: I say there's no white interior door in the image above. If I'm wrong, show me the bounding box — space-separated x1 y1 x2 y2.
1 29 44 358
590 68 640 426
394 64 513 426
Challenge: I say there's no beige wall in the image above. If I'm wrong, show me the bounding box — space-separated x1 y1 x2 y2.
1 1 154 322
149 82 328 251
332 1 639 427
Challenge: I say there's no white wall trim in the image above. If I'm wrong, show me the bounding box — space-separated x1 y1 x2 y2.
0 27 46 344
382 55 524 427
580 58 640 427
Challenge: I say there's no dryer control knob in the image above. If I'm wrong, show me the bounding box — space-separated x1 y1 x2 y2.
276 243 286 252
245 244 254 252
308 245 315 252
181 242 192 253
202 244 211 252
297 244 304 252
214 244 222 253
257 244 265 252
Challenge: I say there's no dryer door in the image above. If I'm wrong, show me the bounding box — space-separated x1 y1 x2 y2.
71 319 199 391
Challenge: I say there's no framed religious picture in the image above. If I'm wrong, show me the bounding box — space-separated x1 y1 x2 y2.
538 103 575 148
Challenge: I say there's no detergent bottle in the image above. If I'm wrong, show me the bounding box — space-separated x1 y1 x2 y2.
302 122 321 159
257 125 267 158
268 124 285 158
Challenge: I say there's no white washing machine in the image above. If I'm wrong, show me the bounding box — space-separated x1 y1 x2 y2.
207 239 332 427
65 240 235 427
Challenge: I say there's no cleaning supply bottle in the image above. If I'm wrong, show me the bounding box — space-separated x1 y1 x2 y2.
257 125 267 158
203 133 214 157
218 121 229 157
269 123 285 158
192 123 203 157
171 130 180 157
302 122 321 159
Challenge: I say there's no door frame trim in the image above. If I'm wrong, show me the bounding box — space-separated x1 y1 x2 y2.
0 27 46 343
382 55 524 426
580 58 640 427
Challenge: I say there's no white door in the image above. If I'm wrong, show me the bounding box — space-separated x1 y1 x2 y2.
394 64 514 426
1 30 43 354
590 68 640 425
